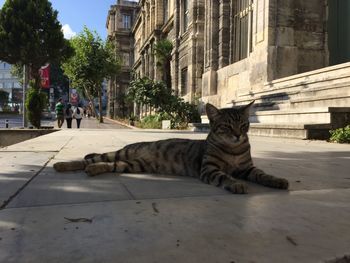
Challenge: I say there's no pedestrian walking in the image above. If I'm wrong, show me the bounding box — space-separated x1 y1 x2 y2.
55 98 64 128
73 104 84 128
65 103 73 128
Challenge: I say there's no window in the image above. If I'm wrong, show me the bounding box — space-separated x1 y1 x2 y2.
122 14 131 29
163 0 169 23
5 82 12 88
183 0 189 32
122 53 130 66
232 0 253 62
328 0 350 65
181 68 188 96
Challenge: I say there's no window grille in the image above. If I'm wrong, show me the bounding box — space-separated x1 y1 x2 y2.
232 0 253 62
122 15 131 29
183 0 189 32
163 0 169 23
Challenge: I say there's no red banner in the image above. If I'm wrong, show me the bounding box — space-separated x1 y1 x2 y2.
39 64 50 88
70 89 79 104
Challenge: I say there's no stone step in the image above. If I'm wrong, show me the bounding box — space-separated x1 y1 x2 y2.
233 84 350 112
188 123 210 132
195 106 350 140
201 107 350 125
251 107 350 126
249 123 331 140
188 122 332 140
251 109 331 124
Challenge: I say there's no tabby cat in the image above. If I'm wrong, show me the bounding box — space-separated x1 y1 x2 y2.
53 101 289 194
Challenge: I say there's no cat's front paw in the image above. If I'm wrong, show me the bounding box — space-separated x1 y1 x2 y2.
225 182 248 194
273 178 289 189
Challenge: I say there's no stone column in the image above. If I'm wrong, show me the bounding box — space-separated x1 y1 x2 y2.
149 43 155 79
172 0 181 95
202 0 219 97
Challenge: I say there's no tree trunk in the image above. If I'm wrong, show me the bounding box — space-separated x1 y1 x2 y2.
98 89 103 123
164 60 171 89
22 64 29 127
83 86 98 119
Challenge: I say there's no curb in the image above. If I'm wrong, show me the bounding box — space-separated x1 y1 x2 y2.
103 117 140 129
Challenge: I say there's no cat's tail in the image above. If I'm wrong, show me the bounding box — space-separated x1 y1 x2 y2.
53 151 119 172
53 160 87 172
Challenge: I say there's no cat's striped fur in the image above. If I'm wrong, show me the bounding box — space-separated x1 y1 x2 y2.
53 101 289 194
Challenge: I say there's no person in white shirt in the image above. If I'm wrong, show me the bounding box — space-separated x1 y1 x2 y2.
73 104 84 128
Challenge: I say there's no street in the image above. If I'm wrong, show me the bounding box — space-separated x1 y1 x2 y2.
0 129 349 262
0 114 129 129
0 114 22 128
52 116 130 129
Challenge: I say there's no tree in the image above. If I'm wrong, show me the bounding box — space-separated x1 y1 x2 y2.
62 27 120 123
127 77 200 128
0 0 72 127
154 39 173 89
12 63 70 101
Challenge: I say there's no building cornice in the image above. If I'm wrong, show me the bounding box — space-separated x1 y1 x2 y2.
161 14 174 35
139 29 162 53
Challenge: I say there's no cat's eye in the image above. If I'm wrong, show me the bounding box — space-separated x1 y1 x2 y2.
240 123 249 131
218 126 231 133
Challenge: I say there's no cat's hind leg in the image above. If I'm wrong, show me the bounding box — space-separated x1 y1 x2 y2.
85 159 147 176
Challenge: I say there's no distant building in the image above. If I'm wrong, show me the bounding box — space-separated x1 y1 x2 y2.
106 0 139 118
0 61 22 106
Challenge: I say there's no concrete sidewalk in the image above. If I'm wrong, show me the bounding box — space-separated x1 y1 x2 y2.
0 129 349 263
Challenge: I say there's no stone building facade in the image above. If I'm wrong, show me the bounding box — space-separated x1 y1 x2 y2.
108 0 350 137
201 0 341 107
106 0 139 118
131 0 205 115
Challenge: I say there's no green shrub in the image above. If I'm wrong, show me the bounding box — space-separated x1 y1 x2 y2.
127 77 200 129
137 114 164 129
25 83 47 128
329 125 350 143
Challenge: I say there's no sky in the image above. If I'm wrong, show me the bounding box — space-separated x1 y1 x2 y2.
0 0 137 40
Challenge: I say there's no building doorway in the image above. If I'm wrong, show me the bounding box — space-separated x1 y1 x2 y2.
328 0 350 65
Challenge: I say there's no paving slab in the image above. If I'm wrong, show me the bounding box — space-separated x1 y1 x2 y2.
0 151 56 207
1 190 350 263
0 129 349 262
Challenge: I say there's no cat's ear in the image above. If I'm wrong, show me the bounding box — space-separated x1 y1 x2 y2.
206 103 220 122
242 100 255 118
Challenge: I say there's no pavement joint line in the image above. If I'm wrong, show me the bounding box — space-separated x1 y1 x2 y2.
0 156 55 210
5 187 335 211
2 193 232 210
118 178 137 200
0 136 74 210
3 186 350 211
0 151 59 153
